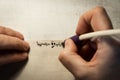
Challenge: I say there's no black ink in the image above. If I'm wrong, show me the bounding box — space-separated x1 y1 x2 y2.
36 41 63 48
36 41 42 46
36 41 50 47
61 41 65 48
51 41 56 48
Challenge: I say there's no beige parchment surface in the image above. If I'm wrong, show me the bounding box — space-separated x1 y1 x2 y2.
13 40 74 80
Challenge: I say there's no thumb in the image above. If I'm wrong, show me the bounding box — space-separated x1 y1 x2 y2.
64 39 77 53
59 39 87 76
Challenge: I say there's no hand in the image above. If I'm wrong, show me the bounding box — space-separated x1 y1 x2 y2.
59 6 120 80
0 26 30 66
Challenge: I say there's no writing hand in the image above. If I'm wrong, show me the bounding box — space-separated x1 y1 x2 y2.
59 6 120 80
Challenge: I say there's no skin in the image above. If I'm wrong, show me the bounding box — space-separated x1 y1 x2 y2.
0 26 30 66
59 6 120 80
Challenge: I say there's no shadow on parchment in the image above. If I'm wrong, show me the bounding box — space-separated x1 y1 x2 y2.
0 58 28 80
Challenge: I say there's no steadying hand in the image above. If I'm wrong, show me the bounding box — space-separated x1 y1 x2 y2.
0 26 30 66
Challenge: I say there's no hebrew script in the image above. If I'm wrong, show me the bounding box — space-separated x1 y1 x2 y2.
36 41 64 48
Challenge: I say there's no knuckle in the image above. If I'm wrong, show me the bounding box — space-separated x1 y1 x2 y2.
58 52 64 61
24 42 30 51
94 6 106 13
17 32 24 40
58 51 66 61
0 26 6 33
18 33 24 40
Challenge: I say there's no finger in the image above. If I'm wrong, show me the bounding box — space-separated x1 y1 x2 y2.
67 35 96 61
76 6 113 35
0 52 28 66
0 34 29 51
0 26 24 40
59 39 87 76
78 42 96 61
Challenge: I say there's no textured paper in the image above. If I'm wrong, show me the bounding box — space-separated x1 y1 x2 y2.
6 40 74 80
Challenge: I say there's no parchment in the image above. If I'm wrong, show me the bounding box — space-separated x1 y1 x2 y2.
11 40 74 80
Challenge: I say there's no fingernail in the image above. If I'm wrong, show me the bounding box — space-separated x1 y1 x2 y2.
65 40 69 48
64 39 72 51
21 53 28 60
24 42 30 51
20 34 24 40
